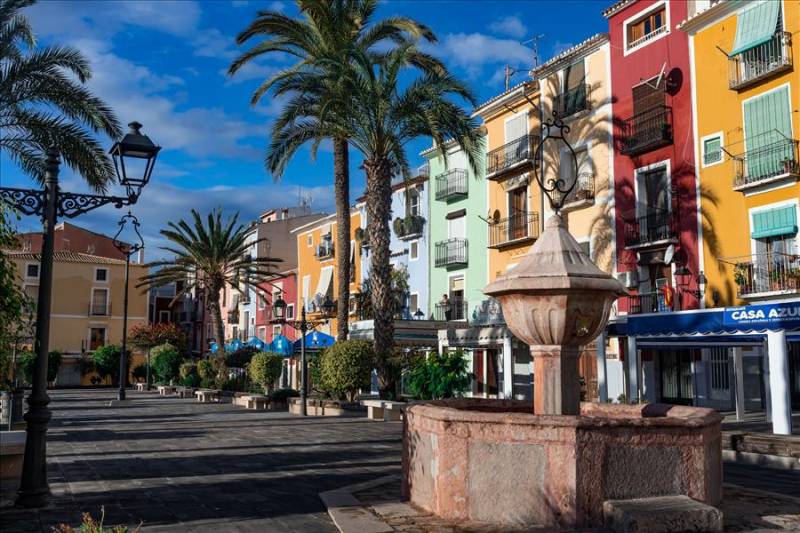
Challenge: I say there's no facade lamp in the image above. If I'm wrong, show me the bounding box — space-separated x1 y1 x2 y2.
109 121 161 199
272 294 287 320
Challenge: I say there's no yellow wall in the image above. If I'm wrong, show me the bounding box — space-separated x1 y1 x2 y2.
691 0 800 306
295 209 362 335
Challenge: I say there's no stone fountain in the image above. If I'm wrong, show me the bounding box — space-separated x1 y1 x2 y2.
402 116 722 529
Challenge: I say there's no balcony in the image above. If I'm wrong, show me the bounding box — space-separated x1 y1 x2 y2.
433 299 469 321
316 239 334 260
488 212 539 249
627 291 673 315
733 139 799 191
731 253 800 298
627 24 667 51
435 169 468 201
552 84 589 118
560 173 596 211
729 32 793 91
623 208 677 249
486 134 541 179
393 214 426 241
435 238 468 268
620 105 673 156
88 302 111 317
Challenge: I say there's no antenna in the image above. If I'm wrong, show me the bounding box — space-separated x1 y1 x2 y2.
642 62 667 90
523 34 545 69
504 65 518 91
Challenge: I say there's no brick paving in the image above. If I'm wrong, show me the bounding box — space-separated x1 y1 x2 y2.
0 389 401 532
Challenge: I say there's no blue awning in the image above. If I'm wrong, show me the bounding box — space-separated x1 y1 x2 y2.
247 337 267 351
269 334 294 356
293 331 335 352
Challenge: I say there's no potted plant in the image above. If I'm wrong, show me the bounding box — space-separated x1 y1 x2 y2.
393 217 405 237
782 158 797 175
770 266 785 291
733 262 748 289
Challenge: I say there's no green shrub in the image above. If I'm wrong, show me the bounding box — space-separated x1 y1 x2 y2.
271 388 299 402
179 361 196 379
200 377 215 389
308 350 324 394
151 343 182 383
225 346 258 368
92 345 128 384
131 363 147 382
248 352 283 393
408 350 471 400
196 359 214 380
19 350 63 384
319 340 373 402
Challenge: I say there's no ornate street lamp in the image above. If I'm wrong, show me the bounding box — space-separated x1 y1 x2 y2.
272 292 334 416
676 266 707 301
112 212 145 400
0 122 159 508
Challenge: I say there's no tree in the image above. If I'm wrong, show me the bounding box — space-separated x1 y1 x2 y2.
137 208 280 352
356 265 409 320
18 349 61 384
319 339 373 402
248 351 283 394
129 323 186 354
408 350 471 400
92 345 125 385
230 0 435 340
0 0 122 191
151 343 182 384
272 43 481 397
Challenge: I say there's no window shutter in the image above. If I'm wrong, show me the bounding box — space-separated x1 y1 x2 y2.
743 87 791 177
730 0 781 56
751 206 798 239
632 78 665 115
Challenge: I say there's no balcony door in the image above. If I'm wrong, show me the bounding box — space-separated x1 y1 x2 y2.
659 350 693 405
508 186 527 241
449 276 464 320
636 164 670 240
743 86 792 180
91 288 108 316
505 112 528 163
562 60 586 115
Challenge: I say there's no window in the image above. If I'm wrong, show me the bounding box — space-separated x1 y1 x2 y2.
743 86 792 180
578 241 591 259
258 326 267 341
702 134 723 166
89 327 105 351
626 4 667 51
409 189 420 216
273 325 282 337
95 268 108 282
447 215 466 239
410 240 419 260
90 289 109 316
257 291 267 310
408 293 419 315
307 234 313 247
24 284 39 305
559 60 586 116
636 164 670 215
709 348 730 391
286 303 295 320
26 263 39 279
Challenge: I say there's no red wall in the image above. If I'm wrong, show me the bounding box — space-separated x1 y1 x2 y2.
255 272 298 343
609 0 700 312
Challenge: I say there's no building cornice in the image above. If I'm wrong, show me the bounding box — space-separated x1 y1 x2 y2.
678 0 747 35
471 81 539 120
530 33 609 78
602 0 636 19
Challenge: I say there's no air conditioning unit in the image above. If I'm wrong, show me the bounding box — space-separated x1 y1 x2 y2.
615 271 638 289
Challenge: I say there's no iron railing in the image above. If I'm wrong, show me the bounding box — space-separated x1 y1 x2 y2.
434 238 468 267
731 253 800 297
433 299 469 321
486 134 540 178
435 169 468 201
488 212 539 248
733 139 799 189
316 239 334 259
88 302 111 317
729 32 792 91
560 173 596 208
627 291 672 315
553 84 589 118
623 208 677 248
620 104 673 156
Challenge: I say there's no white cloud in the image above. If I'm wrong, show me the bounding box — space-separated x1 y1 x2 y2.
268 1 287 12
488 15 527 39
435 33 533 78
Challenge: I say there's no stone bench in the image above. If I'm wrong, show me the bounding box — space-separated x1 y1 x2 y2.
242 395 270 410
176 387 196 399
603 496 722 533
195 389 221 403
134 383 147 392
0 431 26 482
157 385 176 396
361 400 405 422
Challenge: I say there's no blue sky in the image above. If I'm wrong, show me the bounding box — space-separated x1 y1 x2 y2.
1 0 607 257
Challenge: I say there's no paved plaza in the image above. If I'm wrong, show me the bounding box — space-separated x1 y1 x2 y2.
1 389 799 532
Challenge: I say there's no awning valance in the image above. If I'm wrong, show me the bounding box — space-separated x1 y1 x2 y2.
729 0 780 57
315 266 333 301
751 205 798 239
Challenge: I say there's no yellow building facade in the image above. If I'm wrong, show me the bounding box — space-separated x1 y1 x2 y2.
6 250 149 386
681 0 799 307
293 208 362 335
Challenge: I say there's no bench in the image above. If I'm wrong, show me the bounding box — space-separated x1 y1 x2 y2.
134 383 147 392
243 395 270 410
361 400 405 422
157 385 176 396
176 387 196 399
195 389 221 403
0 431 26 481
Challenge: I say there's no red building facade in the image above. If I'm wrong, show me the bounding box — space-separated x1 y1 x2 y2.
255 270 299 345
606 0 701 315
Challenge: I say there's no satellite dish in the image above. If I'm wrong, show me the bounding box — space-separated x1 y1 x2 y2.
664 244 675 265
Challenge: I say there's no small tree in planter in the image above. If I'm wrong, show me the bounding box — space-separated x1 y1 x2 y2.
131 364 147 383
408 350 471 400
225 346 258 369
92 345 127 385
151 343 182 384
319 340 374 402
248 352 283 394
197 359 215 388
18 350 62 386
179 361 200 388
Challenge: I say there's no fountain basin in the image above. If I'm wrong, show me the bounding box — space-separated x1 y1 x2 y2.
402 399 722 529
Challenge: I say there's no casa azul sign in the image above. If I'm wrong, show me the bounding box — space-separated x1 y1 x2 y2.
723 302 800 329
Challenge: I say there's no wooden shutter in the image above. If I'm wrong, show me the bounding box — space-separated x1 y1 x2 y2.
632 77 666 115
743 86 791 177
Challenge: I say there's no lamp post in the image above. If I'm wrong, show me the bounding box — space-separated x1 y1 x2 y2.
112 212 145 401
272 294 334 416
0 122 160 508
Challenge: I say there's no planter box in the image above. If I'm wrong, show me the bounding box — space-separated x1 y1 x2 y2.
288 398 366 417
0 431 26 485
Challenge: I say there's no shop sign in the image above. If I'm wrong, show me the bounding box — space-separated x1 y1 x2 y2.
723 302 800 329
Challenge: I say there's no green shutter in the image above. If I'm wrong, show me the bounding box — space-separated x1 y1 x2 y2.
751 206 798 239
729 0 780 56
703 137 721 164
743 87 792 179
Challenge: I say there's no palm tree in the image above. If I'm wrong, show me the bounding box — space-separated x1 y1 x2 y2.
137 209 281 353
272 43 482 396
228 0 435 340
0 0 121 192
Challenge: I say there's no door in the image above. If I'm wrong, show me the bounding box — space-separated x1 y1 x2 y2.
472 350 484 395
659 350 693 405
789 342 800 409
504 112 528 163
638 166 670 240
508 186 528 240
563 60 586 114
708 347 733 408
486 349 499 397
449 276 465 320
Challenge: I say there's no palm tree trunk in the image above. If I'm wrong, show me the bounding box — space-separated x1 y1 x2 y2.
334 137 350 341
208 289 224 357
365 158 395 399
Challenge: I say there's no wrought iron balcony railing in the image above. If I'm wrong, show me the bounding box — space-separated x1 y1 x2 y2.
559 173 596 209
434 238 468 268
88 302 111 317
488 212 539 248
316 240 334 260
627 291 673 315
731 253 800 297
435 169 468 201
486 134 540 179
433 299 469 321
733 139 799 190
729 32 792 91
620 105 673 156
552 84 589 118
623 208 677 248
